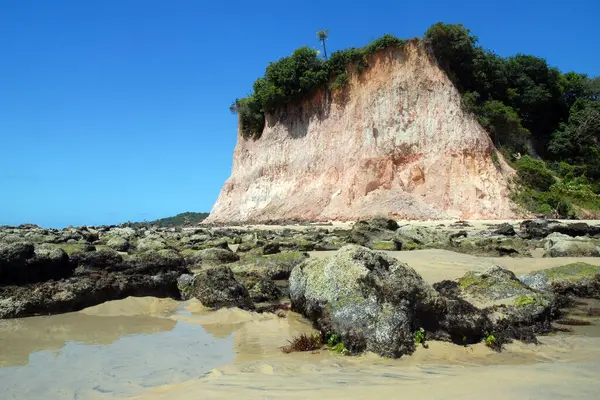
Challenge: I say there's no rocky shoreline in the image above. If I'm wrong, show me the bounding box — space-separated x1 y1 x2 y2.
2 218 600 358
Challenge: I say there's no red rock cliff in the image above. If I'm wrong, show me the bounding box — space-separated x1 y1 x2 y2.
206 42 519 223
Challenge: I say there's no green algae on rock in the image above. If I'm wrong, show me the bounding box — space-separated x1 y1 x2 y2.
520 262 600 298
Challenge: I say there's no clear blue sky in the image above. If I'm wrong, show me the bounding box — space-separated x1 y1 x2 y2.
1 0 598 228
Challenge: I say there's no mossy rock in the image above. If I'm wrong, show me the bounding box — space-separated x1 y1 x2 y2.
457 266 542 305
520 262 600 298
231 251 309 280
370 241 399 251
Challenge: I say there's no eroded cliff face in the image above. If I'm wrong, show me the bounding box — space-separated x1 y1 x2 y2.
207 42 520 223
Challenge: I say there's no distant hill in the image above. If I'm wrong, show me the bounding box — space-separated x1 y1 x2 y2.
126 212 209 228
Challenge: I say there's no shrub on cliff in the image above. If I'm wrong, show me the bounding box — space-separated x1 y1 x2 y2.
232 34 405 139
515 156 555 192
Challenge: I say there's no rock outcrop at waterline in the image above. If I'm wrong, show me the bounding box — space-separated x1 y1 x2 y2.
207 42 519 223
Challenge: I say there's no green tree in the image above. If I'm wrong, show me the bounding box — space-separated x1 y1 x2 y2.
548 99 600 170
478 100 529 153
317 29 329 60
425 22 478 91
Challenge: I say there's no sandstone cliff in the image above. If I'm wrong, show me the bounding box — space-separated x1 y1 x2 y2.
206 42 520 223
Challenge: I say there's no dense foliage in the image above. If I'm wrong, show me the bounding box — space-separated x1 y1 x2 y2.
425 22 600 216
125 212 209 228
232 23 600 216
231 35 406 139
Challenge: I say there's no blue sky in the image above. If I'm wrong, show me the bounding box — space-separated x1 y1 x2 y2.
1 0 598 228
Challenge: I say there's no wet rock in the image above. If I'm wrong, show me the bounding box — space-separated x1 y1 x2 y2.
520 263 600 298
0 243 75 285
192 266 254 310
0 268 186 319
177 273 196 300
70 248 123 272
106 236 130 252
289 245 485 358
244 277 283 303
0 242 35 284
347 218 398 248
520 219 600 239
32 245 72 281
127 249 186 274
262 242 281 255
493 223 516 236
443 266 557 343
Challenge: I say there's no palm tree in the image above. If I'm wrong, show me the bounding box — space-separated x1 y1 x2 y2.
316 29 329 60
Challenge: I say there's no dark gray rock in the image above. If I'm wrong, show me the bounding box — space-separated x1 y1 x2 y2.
193 266 254 310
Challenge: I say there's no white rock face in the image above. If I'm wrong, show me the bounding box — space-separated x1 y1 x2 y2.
207 43 521 223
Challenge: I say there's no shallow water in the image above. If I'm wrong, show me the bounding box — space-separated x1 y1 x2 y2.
2 251 600 399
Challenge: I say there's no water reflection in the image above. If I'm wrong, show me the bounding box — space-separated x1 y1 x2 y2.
0 298 237 399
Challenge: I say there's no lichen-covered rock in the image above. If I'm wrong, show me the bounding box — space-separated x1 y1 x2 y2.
542 233 600 257
395 225 450 246
347 218 397 248
70 248 123 272
370 241 400 251
127 249 186 274
519 263 600 298
136 235 169 252
185 248 239 267
106 236 130 252
244 277 283 303
439 266 557 343
289 245 485 358
0 242 35 284
192 266 254 310
230 251 309 280
0 243 74 284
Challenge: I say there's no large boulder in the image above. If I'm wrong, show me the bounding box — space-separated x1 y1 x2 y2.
520 262 600 298
520 219 600 239
542 233 600 257
0 243 73 284
70 248 123 272
289 245 486 358
0 242 35 284
192 266 254 310
437 266 557 343
346 218 398 248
